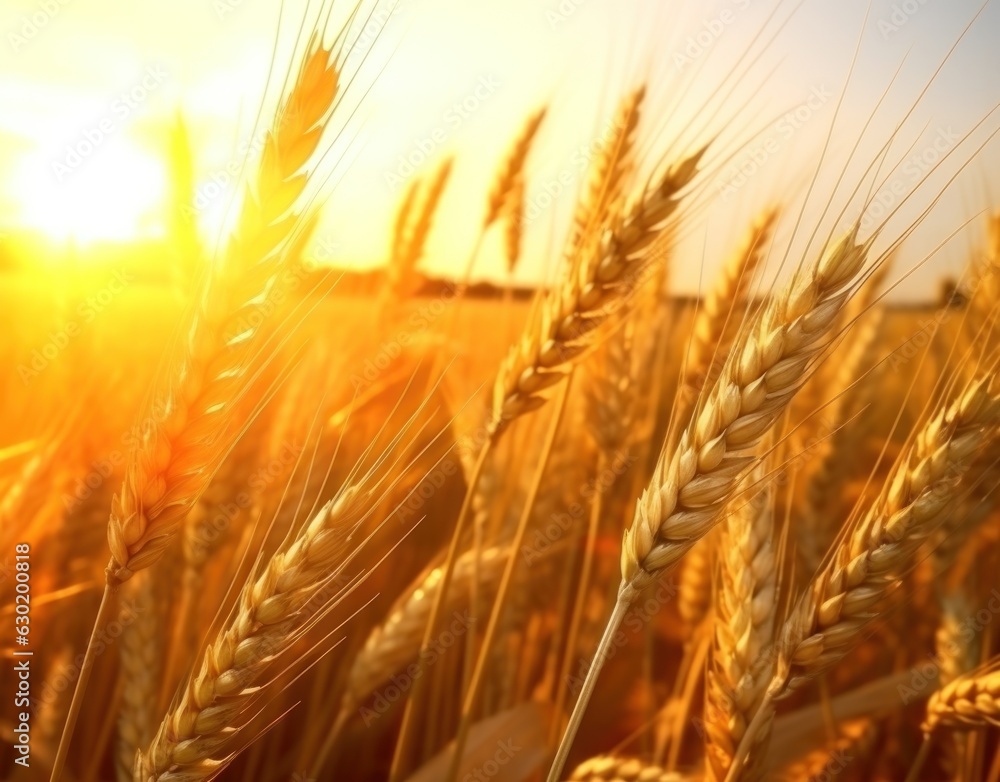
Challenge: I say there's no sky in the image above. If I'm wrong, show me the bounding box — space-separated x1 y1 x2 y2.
0 0 998 299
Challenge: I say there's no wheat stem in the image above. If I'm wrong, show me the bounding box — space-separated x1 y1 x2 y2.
545 582 637 782
50 581 116 782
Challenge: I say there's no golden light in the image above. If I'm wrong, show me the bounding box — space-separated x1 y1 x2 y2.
12 139 166 247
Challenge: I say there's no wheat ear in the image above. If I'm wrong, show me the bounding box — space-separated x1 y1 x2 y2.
775 373 1000 697
342 546 507 718
723 372 1000 782
108 35 340 585
798 305 885 575
621 227 870 590
50 39 343 782
494 147 705 430
547 226 871 782
583 318 636 454
677 536 713 631
503 175 526 274
484 107 547 229
117 571 161 782
135 484 371 781
924 663 1000 733
933 590 979 775
309 545 509 776
682 209 776 409
389 158 454 300
968 211 1000 323
566 756 690 781
704 482 776 782
566 88 646 263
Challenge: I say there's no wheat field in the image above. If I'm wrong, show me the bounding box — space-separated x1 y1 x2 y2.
3 1 1000 781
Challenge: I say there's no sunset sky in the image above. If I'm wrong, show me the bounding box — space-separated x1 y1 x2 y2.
1 0 998 298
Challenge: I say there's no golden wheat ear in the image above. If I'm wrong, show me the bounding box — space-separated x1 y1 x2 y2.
108 33 342 587
726 370 1000 781
566 755 691 781
387 157 454 304
483 107 548 231
776 372 1000 697
545 225 871 782
51 31 346 782
393 137 707 781
704 473 776 782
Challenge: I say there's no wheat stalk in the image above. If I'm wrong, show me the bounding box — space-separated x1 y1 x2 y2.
393 143 704 778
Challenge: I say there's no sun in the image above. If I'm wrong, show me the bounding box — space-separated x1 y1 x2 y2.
13 140 166 247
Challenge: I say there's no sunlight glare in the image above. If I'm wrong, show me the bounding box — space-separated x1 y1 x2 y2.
13 142 165 247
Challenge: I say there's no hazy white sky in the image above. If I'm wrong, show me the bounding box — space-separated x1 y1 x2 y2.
1 0 998 298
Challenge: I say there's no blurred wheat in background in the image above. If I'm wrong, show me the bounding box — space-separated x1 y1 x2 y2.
2 0 1000 780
